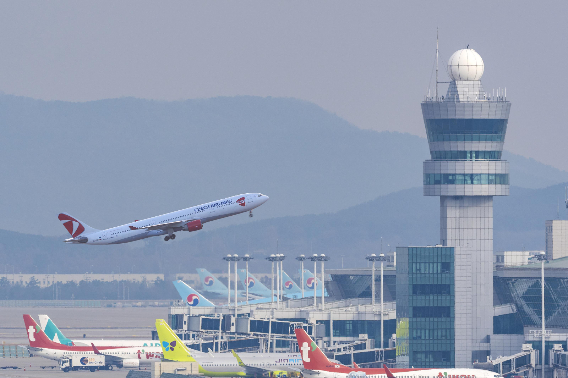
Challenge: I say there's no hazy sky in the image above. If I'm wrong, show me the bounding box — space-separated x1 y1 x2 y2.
1 1 567 171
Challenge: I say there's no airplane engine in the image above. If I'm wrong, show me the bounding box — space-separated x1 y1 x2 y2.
121 359 140 368
184 219 203 232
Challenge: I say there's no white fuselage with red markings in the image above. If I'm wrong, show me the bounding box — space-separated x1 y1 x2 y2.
303 369 501 378
65 193 268 245
29 345 162 366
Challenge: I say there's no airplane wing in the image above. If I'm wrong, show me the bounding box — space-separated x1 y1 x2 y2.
129 219 202 232
231 350 269 376
91 343 124 365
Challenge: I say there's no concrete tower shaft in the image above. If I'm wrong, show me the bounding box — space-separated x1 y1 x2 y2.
421 48 511 368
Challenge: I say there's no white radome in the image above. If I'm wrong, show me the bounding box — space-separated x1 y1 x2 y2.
447 49 484 81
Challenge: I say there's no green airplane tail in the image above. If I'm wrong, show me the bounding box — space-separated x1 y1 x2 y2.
155 319 198 363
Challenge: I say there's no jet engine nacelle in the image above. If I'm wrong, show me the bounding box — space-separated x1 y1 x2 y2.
185 219 203 232
121 359 139 368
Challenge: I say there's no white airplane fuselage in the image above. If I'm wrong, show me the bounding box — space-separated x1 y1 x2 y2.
64 193 268 245
29 345 162 366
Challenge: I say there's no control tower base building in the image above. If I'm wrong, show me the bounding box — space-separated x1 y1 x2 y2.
422 49 510 367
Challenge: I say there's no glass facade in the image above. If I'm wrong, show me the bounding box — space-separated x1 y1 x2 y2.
430 150 502 160
396 246 455 368
428 134 504 142
424 173 508 185
425 118 508 142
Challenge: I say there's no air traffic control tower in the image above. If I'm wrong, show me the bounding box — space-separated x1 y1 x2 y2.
422 49 510 366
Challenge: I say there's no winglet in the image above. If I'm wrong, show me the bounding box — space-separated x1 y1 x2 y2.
231 350 246 367
91 343 101 355
129 226 139 230
383 364 395 378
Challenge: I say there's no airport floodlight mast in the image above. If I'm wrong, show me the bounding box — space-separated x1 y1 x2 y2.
271 253 285 308
296 254 306 298
308 254 319 307
266 254 278 306
242 254 253 304
536 251 547 378
319 254 330 310
278 254 285 303
232 254 240 316
223 254 233 307
365 253 386 348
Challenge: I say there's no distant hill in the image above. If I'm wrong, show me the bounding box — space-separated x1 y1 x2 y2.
1 183 565 274
0 95 566 237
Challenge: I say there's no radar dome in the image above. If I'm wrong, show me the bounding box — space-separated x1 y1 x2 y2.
447 49 484 81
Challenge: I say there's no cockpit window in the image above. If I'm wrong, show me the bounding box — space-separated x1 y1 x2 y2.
258 194 263 197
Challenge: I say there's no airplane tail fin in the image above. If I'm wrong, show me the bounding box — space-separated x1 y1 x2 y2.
237 269 272 297
282 271 301 295
383 364 395 378
196 268 228 295
23 314 61 349
38 315 74 346
295 328 341 370
301 269 328 297
58 213 99 238
155 319 198 363
172 280 215 307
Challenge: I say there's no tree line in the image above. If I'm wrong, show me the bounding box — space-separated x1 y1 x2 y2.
0 276 179 300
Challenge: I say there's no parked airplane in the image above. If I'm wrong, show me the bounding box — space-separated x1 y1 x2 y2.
281 271 303 298
23 315 162 369
236 269 272 298
294 328 500 378
196 268 238 298
60 193 268 244
39 315 160 348
301 269 328 297
156 319 302 376
173 280 272 307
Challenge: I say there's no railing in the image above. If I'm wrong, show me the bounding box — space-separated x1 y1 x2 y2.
0 345 30 358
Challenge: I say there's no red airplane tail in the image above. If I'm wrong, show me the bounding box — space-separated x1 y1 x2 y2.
23 314 61 349
294 328 341 370
383 364 395 378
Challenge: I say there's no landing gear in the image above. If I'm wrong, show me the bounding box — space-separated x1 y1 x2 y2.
249 210 253 218
164 234 176 241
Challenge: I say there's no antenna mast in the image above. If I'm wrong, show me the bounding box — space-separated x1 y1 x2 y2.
435 28 439 100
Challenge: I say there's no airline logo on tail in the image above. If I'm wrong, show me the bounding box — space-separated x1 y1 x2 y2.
27 325 40 342
204 276 214 286
306 277 317 289
246 277 255 288
58 214 85 238
162 340 176 351
285 281 294 290
187 294 200 306
300 341 317 362
237 197 246 206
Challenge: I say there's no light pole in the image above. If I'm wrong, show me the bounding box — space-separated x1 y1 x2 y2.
223 254 233 307
536 251 547 378
308 254 319 307
233 254 241 317
365 254 378 306
296 255 306 298
266 254 277 306
319 254 330 310
273 254 285 308
242 254 253 304
378 253 387 350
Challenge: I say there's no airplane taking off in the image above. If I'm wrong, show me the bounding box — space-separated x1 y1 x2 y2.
59 193 268 244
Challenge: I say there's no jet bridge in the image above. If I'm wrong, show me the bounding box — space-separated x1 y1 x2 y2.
474 344 536 377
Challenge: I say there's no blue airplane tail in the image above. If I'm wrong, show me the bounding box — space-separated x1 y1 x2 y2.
38 315 74 346
173 280 215 307
300 268 328 297
281 271 302 295
237 269 272 298
196 268 229 296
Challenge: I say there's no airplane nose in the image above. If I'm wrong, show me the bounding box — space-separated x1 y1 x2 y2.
263 195 269 203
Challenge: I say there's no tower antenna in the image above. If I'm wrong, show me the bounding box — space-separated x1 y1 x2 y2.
435 28 439 100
